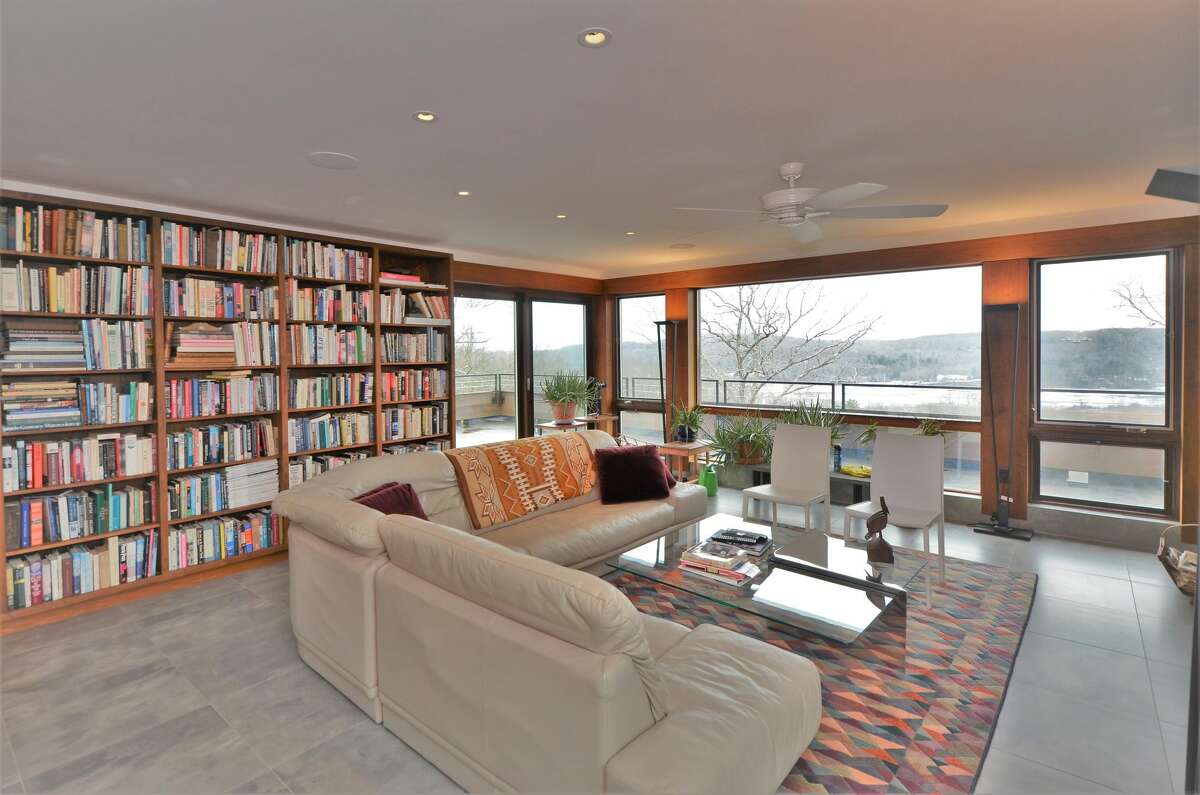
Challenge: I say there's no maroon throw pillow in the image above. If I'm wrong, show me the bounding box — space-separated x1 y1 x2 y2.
352 482 428 520
595 445 671 504
662 460 677 488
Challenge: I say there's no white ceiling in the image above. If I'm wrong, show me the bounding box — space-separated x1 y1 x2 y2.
2 0 1197 279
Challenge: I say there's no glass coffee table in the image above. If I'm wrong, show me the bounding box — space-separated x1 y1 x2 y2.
605 512 925 643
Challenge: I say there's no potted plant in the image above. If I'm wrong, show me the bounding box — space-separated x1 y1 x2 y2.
671 404 705 443
540 372 601 425
708 413 773 467
915 417 946 437
777 400 845 469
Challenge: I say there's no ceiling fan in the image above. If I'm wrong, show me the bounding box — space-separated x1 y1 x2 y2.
1145 166 1199 203
674 161 948 242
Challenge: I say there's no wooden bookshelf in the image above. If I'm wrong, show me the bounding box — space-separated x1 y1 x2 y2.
1 190 455 625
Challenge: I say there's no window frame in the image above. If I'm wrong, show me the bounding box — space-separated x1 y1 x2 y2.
1029 249 1182 516
615 294 668 439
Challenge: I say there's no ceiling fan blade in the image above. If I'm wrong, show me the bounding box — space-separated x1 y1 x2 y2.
788 220 823 243
825 203 948 219
1146 167 1200 203
806 182 887 210
673 206 762 214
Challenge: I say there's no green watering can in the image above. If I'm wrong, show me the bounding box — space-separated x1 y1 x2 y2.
697 464 718 497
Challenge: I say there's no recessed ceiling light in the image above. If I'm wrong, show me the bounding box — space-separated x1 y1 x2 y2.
624 231 636 236
668 243 695 250
412 111 438 123
457 190 471 197
577 28 612 47
555 214 568 219
306 151 359 170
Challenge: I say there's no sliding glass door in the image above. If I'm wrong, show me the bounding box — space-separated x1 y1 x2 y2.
454 296 519 447
532 300 588 426
454 289 589 442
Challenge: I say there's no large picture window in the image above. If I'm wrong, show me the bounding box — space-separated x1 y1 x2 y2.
618 295 666 401
698 266 982 418
1033 252 1175 514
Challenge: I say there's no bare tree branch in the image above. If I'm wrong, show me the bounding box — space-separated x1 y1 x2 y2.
1113 281 1166 327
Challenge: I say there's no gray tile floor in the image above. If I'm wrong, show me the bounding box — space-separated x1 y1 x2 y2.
0 489 1193 794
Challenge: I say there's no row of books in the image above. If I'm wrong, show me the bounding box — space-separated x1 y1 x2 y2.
380 290 451 324
1 205 151 262
167 510 280 571
286 411 373 453
167 458 279 520
381 329 447 363
78 380 154 425
286 283 372 323
165 418 277 470
288 324 373 365
167 322 278 367
289 373 373 410
384 402 448 441
385 440 448 455
288 451 371 485
164 372 279 418
0 262 153 315
6 531 158 610
160 222 277 273
5 483 156 549
285 238 371 282
0 318 149 371
381 368 447 402
163 277 278 320
2 433 156 492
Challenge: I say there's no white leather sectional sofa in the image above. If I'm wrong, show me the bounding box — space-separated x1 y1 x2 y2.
272 430 822 794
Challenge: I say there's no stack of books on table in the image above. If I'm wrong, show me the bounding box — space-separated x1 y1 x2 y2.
0 380 81 430
679 540 761 586
0 318 85 370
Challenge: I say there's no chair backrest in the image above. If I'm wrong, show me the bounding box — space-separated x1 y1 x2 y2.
871 432 945 512
771 424 832 494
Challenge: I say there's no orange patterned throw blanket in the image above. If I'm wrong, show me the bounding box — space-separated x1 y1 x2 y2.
445 434 597 531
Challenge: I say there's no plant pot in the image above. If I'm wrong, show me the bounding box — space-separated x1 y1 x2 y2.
549 401 578 424
675 427 698 443
735 442 765 466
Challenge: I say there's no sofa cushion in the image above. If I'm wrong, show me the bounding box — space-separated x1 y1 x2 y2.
352 482 428 520
595 445 671 504
605 623 822 794
666 482 708 526
376 513 668 720
484 498 676 568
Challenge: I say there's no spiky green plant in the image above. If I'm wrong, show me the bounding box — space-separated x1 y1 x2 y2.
915 417 947 436
857 422 879 445
540 372 600 406
671 403 705 433
775 399 845 444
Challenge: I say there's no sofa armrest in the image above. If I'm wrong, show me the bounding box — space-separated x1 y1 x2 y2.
273 487 386 557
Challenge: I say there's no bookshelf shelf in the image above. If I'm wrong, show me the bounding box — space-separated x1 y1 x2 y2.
288 404 373 414
6 523 160 558
0 249 148 268
164 315 277 324
6 471 157 498
165 410 279 424
1 311 151 321
1 420 156 437
160 263 277 281
287 441 375 458
1 367 154 376
288 274 371 288
167 501 275 526
168 455 278 476
2 190 456 625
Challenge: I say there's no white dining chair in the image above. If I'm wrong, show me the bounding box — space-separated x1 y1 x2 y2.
843 432 945 562
741 424 831 531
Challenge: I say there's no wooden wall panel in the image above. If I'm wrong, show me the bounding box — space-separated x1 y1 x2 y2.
455 259 603 294
589 295 617 415
603 216 1198 294
980 259 1031 519
1181 244 1200 526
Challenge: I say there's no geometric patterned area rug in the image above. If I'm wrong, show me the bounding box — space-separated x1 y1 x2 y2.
607 553 1037 794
